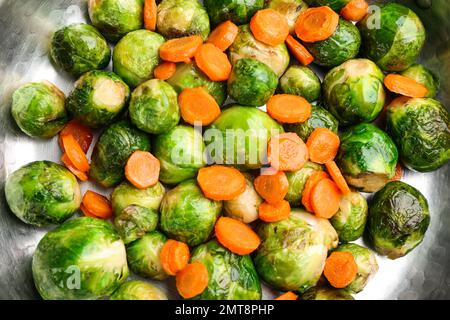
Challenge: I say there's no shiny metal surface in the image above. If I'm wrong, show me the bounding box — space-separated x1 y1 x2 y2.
0 0 449 300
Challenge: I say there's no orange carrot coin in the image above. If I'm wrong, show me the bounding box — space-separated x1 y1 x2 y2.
325 161 351 195
59 119 93 153
61 153 88 181
306 128 340 164
254 171 289 205
302 171 329 212
125 151 160 189
154 62 177 80
324 251 358 288
207 20 239 51
285 35 314 65
275 291 298 300
259 200 291 222
197 165 246 200
195 43 232 81
295 6 339 43
341 0 369 22
384 74 428 98
250 9 290 46
267 94 312 124
160 36 203 63
215 217 261 255
268 133 309 171
310 178 341 219
179 87 221 126
82 190 113 219
60 134 90 172
176 262 209 299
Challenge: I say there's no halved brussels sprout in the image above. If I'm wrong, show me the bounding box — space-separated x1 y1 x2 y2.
190 240 262 300
301 286 354 300
387 97 450 172
113 30 165 88
336 123 398 193
110 280 167 300
368 181 430 259
267 0 309 34
90 120 151 188
284 161 322 206
279 66 321 102
113 205 159 245
322 59 386 126
50 23 110 77
160 180 222 246
5 161 80 227
304 0 350 11
32 217 128 300
11 81 68 138
401 64 440 99
204 0 264 26
67 71 130 128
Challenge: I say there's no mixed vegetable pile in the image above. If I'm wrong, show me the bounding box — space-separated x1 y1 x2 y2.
5 0 450 300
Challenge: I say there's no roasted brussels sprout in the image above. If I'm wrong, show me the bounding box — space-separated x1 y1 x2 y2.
11 81 68 138
229 25 290 77
336 123 398 193
284 161 322 206
401 64 440 99
113 30 165 88
266 0 309 34
67 71 130 128
90 120 151 188
279 66 320 102
387 97 450 172
5 161 80 227
110 280 167 300
204 0 264 26
50 23 110 77
32 217 128 300
160 180 222 246
301 286 354 300
358 3 426 72
368 181 430 259
190 240 262 300
113 205 159 244
304 0 350 11
157 0 210 40
255 209 338 292
227 58 278 107
88 0 143 42
322 59 386 126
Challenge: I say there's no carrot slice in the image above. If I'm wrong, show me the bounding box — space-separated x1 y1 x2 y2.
285 35 314 65
215 217 261 255
82 190 113 219
302 171 329 212
341 0 369 22
207 20 239 51
60 134 90 172
324 251 358 289
310 178 341 219
61 153 88 181
178 87 221 126
275 291 298 300
154 61 176 80
59 119 93 153
384 74 428 98
267 94 312 124
197 165 246 200
391 163 403 181
160 239 190 276
143 0 157 31
306 128 340 164
295 6 339 43
268 133 309 171
259 200 291 222
254 171 289 205
176 262 209 299
159 36 203 63
80 203 97 218
250 9 290 46
195 43 232 81
325 161 351 195
125 151 160 189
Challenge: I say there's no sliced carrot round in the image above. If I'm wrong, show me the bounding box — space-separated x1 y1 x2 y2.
125 151 160 189
302 171 329 212
325 161 351 195
207 20 239 51
179 87 221 126
197 165 246 200
268 133 309 171
176 262 209 299
310 178 341 219
154 61 176 80
259 200 291 223
61 134 90 172
215 217 261 255
80 203 97 218
341 0 369 22
195 43 232 81
306 128 340 164
285 35 314 66
324 251 358 289
267 94 312 124
160 239 190 276
160 35 203 63
384 74 428 98
82 190 113 219
295 6 339 43
254 171 289 205
275 291 298 300
250 9 289 46
59 119 93 153
61 153 88 181
143 0 157 31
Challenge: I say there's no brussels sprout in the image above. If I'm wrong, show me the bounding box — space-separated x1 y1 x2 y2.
88 0 143 42
266 0 309 34
400 64 440 99
67 71 130 128
113 30 165 88
228 58 278 107
336 123 398 193
160 180 222 246
11 81 68 138
114 205 159 244
126 231 168 280
284 161 322 206
50 23 110 77
301 286 354 300
279 66 320 102
304 0 350 11
167 62 227 106
5 161 80 227
90 120 151 188
207 106 284 169
358 3 426 72
330 191 368 242
32 217 128 300
157 0 210 40
229 25 290 77
368 181 430 259
204 0 264 26
153 125 206 184
255 209 338 292
110 280 167 300
322 59 386 126
190 240 262 300
284 105 338 141
387 97 450 172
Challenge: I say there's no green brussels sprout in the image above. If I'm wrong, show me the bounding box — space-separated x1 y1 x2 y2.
153 125 206 184
228 58 278 107
90 120 151 188
114 205 159 244
32 217 128 300
330 191 368 242
358 3 426 72
336 123 398 193
190 240 262 300
334 243 378 293
50 23 110 77
266 0 309 34
284 161 322 206
301 286 354 300
208 106 283 169
160 180 222 246
204 0 264 26
368 181 430 259
322 59 386 126
11 81 68 138
88 0 143 42
5 161 80 227
110 280 167 300
167 62 227 106
279 66 321 102
304 0 350 11
400 64 440 99
67 71 130 128
229 25 290 77
113 30 165 88
157 0 210 40
255 209 338 292
387 97 450 172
